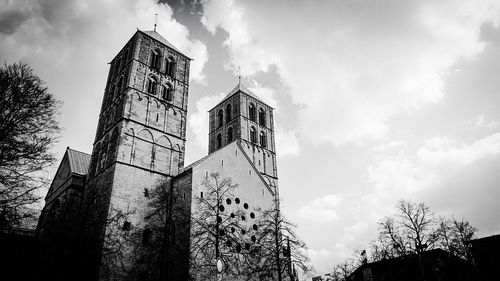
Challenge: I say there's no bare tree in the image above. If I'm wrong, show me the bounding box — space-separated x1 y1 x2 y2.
190 172 248 280
436 216 477 261
0 62 61 229
376 200 437 258
246 207 312 281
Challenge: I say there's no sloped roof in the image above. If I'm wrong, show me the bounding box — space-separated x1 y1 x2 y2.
220 82 265 105
66 148 91 175
140 30 190 59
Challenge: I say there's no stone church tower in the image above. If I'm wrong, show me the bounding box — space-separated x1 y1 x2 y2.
208 83 279 195
79 29 191 281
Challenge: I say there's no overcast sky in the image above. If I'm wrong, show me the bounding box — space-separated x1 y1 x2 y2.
2 0 500 275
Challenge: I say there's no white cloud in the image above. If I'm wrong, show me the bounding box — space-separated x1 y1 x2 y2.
297 195 342 222
368 133 500 195
275 130 299 157
201 0 500 145
188 93 226 149
200 0 280 76
470 114 498 128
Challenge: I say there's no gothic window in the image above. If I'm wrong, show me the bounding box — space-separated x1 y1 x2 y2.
216 133 222 149
249 103 256 122
147 76 158 95
165 56 176 77
259 108 266 126
250 126 257 143
217 109 223 128
225 103 232 124
150 49 161 70
227 127 233 143
259 131 267 148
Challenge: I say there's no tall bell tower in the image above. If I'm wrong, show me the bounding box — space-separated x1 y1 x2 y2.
80 29 191 281
207 82 279 195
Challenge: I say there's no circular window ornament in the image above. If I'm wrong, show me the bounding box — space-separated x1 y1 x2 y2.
241 215 246 221
251 235 256 242
235 198 240 204
250 212 255 219
219 205 225 212
226 198 232 205
252 224 258 231
230 213 235 218
243 203 249 209
241 229 246 235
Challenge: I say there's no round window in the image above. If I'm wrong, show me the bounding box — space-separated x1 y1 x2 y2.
226 198 232 205
235 198 240 204
250 212 255 219
243 203 249 209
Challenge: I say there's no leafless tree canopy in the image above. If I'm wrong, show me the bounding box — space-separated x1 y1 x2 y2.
0 62 61 229
329 199 477 278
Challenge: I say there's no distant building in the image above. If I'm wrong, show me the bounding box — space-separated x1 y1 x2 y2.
347 249 473 281
469 233 500 280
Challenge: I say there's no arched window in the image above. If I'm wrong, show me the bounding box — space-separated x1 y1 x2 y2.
161 85 173 101
249 103 256 122
216 133 222 149
225 103 232 124
150 49 161 70
147 76 157 95
259 131 267 147
250 126 257 143
166 84 173 101
227 127 233 143
217 109 223 128
165 56 176 77
259 108 266 126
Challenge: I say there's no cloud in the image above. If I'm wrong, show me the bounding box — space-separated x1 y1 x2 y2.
188 92 226 149
200 0 280 76
297 194 342 222
470 114 498 128
275 130 299 157
368 133 500 194
201 0 500 145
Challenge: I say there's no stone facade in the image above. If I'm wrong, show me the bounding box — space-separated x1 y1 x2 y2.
80 30 191 281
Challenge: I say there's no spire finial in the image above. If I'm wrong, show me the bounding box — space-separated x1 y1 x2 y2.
154 13 158 32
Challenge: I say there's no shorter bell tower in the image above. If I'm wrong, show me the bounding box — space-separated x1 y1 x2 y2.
208 82 278 194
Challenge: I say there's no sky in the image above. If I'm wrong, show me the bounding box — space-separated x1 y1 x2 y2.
2 0 500 275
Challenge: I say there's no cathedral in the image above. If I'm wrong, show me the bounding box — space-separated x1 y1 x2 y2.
37 29 280 281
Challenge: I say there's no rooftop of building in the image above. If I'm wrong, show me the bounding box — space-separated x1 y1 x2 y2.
66 147 91 176
138 29 191 59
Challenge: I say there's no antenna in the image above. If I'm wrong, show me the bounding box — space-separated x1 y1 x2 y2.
154 13 158 32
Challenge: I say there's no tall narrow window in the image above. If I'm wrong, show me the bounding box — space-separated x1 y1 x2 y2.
150 49 161 70
225 103 232 124
259 131 267 147
250 126 257 143
165 56 176 77
217 109 223 128
249 103 256 121
227 127 233 143
147 77 157 95
216 133 222 149
259 108 266 126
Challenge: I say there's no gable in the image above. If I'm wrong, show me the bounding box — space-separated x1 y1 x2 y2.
188 141 274 197
46 151 72 199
